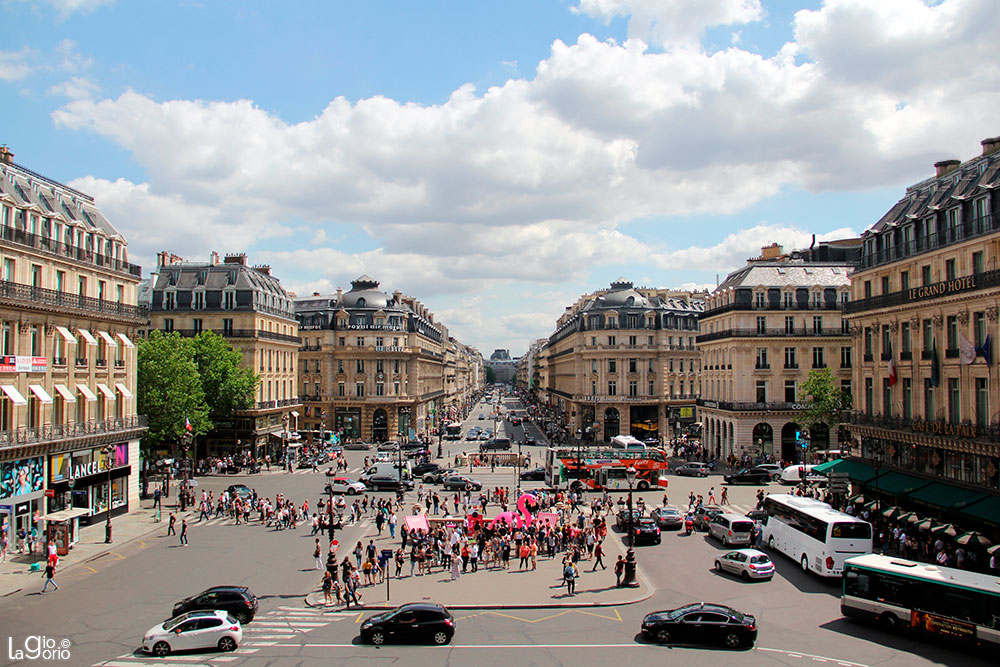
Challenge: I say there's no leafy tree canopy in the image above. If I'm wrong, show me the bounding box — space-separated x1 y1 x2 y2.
190 331 258 417
799 367 852 436
137 331 211 452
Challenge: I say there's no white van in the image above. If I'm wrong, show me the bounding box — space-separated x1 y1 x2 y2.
779 464 824 485
360 461 412 483
610 435 646 450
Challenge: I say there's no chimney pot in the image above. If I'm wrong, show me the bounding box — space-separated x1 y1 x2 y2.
982 137 1000 156
934 159 961 177
0 145 13 165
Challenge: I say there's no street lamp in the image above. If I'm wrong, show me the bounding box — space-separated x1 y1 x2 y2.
102 444 115 543
282 413 290 472
623 465 638 587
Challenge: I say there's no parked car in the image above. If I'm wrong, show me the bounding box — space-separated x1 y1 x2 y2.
172 586 258 625
342 441 373 451
641 603 757 648
360 603 455 645
442 475 483 491
364 475 415 492
616 508 645 531
422 468 458 484
676 462 711 477
325 478 366 495
480 438 511 452
692 505 724 531
412 462 442 477
377 441 400 452
707 513 756 546
650 506 684 530
714 549 775 581
519 466 546 481
723 468 773 486
142 610 242 657
627 517 662 545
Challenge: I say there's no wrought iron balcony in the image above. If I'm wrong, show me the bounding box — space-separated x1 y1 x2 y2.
697 327 848 343
0 225 143 277
847 411 1000 443
0 279 148 323
168 328 301 345
845 267 1000 314
697 398 808 412
856 214 998 272
0 414 148 452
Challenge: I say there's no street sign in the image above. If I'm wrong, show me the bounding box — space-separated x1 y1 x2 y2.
828 472 850 494
44 489 55 498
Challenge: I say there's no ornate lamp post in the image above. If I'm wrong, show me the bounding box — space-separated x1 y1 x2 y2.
102 444 115 543
623 465 638 587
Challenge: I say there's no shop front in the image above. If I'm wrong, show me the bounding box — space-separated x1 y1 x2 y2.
0 455 45 553
335 407 361 440
628 405 659 441
47 443 130 547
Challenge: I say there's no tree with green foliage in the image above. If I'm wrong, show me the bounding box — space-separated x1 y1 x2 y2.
190 331 258 417
137 331 211 454
799 367 852 438
485 366 497 384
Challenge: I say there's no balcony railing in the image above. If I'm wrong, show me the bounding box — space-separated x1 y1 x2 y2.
0 279 148 323
845 267 1000 314
702 301 844 319
0 414 148 450
168 328 301 345
857 214 999 271
252 398 302 410
697 327 848 343
697 399 808 412
0 225 143 277
847 411 999 443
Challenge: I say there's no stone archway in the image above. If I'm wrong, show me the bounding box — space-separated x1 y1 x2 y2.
752 422 774 457
781 422 801 464
604 408 620 442
372 408 389 443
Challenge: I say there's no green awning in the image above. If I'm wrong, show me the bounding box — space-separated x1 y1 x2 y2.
867 471 932 495
837 459 880 483
908 483 987 511
960 495 1000 525
812 459 843 474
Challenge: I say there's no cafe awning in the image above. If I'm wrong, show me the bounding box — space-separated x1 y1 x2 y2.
53 384 76 403
868 471 931 495
909 483 987 511
960 495 1000 525
28 385 53 404
1 385 27 405
40 507 91 522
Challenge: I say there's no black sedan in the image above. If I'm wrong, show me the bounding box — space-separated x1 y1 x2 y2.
519 466 545 481
412 462 442 477
723 468 773 485
615 509 644 531
641 603 757 648
626 517 662 546
360 603 455 645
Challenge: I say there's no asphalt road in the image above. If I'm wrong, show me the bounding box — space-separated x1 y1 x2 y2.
0 394 990 666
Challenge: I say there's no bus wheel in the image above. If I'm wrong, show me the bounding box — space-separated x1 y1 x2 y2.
879 613 899 632
637 481 649 491
767 536 775 550
800 554 809 572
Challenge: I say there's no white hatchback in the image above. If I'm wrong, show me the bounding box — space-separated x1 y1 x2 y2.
714 549 775 581
325 477 367 495
142 610 242 657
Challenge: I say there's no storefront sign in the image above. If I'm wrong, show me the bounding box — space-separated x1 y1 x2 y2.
347 324 403 331
375 346 406 352
579 396 658 403
701 401 719 409
908 275 976 302
911 419 979 439
15 501 28 515
50 444 128 483
0 356 47 373
679 407 694 418
0 457 44 499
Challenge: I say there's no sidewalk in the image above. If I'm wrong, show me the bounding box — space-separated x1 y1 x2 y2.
304 525 653 611
0 499 193 598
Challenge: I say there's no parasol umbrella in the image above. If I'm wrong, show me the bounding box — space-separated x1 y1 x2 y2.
897 512 918 524
956 531 992 548
986 544 1000 555
931 523 957 537
882 506 902 520
847 494 866 505
863 500 881 511
915 518 935 531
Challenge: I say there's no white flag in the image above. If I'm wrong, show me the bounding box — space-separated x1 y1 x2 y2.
959 332 976 365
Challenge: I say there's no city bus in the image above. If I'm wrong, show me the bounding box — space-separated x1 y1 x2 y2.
842 554 1000 648
444 422 464 440
544 446 669 492
760 494 872 577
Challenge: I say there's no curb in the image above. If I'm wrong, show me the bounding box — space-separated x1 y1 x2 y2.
303 587 653 611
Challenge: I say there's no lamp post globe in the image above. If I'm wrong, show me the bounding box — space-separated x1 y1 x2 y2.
623 465 638 586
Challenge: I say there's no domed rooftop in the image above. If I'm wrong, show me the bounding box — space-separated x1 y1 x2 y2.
596 277 651 309
340 275 391 309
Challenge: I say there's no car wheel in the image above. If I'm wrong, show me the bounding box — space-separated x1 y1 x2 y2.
715 561 723 572
235 611 251 625
656 629 671 644
879 612 899 632
218 636 237 652
370 631 386 645
152 641 171 657
724 632 742 648
433 631 450 645
723 535 730 546
348 488 359 495
741 571 750 581
801 554 809 572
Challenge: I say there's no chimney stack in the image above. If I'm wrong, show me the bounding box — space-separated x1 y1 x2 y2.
224 253 247 265
0 145 13 165
934 159 960 178
982 137 1000 157
210 251 220 266
313 291 320 296
252 264 271 276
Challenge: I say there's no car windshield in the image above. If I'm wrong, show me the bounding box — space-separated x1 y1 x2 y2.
163 614 194 631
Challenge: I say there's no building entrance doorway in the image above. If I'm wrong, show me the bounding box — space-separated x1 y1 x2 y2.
372 408 388 442
603 408 620 442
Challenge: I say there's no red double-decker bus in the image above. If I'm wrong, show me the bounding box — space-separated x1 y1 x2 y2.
544 446 669 491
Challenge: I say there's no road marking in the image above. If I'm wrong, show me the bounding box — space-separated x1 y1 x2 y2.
354 612 365 624
456 609 622 624
756 648 871 667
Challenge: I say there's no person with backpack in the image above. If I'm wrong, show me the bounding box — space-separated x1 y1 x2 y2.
563 559 578 595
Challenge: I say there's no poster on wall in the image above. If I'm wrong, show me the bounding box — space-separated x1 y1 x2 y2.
0 457 44 499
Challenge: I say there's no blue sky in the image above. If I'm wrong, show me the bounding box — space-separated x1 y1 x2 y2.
2 0 998 356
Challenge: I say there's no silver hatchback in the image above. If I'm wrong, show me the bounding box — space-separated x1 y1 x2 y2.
714 549 775 581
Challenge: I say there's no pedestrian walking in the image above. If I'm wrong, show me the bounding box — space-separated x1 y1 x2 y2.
314 539 323 570
40 562 59 593
153 488 161 509
563 561 577 595
179 519 188 546
167 512 176 536
322 570 334 605
720 487 729 506
614 554 624 587
592 541 606 571
708 487 716 504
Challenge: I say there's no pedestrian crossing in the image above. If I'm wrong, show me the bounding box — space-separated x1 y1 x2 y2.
92 606 349 666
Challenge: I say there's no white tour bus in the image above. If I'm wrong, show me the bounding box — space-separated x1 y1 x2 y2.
842 554 1000 648
760 494 872 577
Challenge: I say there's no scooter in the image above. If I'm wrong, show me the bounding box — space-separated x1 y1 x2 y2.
684 517 695 535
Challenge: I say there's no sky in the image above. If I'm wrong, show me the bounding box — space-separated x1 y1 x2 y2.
2 0 998 357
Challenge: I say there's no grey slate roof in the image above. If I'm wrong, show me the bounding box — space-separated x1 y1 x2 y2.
716 263 850 292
